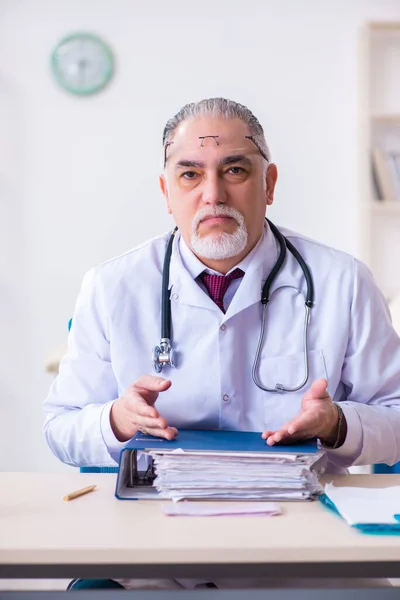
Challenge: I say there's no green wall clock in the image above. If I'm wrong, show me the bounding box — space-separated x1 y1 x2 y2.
51 33 114 96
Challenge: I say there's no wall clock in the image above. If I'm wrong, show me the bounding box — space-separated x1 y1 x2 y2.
51 33 114 96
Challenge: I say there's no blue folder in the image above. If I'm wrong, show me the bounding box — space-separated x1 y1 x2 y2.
319 493 400 535
126 429 318 454
115 429 318 500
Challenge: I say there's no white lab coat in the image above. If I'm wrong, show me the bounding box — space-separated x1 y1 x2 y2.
43 223 400 472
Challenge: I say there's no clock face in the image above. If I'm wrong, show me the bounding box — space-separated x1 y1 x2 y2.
51 33 114 96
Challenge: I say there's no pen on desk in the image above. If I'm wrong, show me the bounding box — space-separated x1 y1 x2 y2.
63 484 97 501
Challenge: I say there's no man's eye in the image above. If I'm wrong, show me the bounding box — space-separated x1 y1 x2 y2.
181 171 198 180
228 167 245 175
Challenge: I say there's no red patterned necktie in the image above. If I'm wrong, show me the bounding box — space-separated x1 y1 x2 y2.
200 268 244 313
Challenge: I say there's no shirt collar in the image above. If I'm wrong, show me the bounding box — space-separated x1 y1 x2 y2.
168 220 285 316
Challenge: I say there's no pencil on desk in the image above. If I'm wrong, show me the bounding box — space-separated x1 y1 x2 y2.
63 484 97 501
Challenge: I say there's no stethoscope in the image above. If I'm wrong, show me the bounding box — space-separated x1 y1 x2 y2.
152 219 314 393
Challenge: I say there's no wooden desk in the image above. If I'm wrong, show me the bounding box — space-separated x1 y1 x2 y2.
1 473 400 580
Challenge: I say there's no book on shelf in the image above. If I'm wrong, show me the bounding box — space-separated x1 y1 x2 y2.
371 146 400 202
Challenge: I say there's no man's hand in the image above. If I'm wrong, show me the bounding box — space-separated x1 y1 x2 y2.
262 378 340 446
110 375 178 442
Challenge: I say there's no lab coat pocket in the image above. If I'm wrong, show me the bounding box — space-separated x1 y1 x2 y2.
258 348 328 430
258 348 328 393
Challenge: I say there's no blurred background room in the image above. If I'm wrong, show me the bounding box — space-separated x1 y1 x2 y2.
1 0 400 474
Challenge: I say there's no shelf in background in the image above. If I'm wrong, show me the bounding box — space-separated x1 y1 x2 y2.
371 201 400 214
369 22 400 31
371 114 400 124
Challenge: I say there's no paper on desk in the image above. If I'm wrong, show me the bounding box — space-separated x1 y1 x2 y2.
324 483 400 525
162 502 282 517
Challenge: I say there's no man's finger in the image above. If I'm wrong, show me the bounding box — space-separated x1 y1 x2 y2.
287 411 319 435
265 414 316 445
270 429 290 444
266 432 286 445
141 426 178 440
267 432 312 446
266 427 291 445
133 415 168 430
266 416 298 444
303 378 329 401
134 397 159 419
132 375 172 395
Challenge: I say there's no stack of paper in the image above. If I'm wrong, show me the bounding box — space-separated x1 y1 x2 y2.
149 449 324 502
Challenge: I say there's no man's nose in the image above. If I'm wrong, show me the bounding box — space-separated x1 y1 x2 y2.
201 174 227 206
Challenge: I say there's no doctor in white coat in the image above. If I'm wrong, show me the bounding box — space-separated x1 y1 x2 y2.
44 97 400 476
44 97 400 591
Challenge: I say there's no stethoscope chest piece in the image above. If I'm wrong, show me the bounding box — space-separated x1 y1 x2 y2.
152 338 175 373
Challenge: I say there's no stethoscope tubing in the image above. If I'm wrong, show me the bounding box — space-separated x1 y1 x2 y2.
154 219 314 392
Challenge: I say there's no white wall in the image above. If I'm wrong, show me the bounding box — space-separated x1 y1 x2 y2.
1 0 400 472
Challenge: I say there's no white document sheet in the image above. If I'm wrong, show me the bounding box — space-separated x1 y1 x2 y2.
162 501 282 517
324 482 400 525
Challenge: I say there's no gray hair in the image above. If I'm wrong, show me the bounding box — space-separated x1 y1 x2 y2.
162 97 271 162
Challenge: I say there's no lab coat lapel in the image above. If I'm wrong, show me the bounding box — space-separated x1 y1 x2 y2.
168 236 219 312
224 225 280 320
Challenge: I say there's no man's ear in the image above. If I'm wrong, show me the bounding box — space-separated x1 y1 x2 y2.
265 164 278 206
159 174 172 214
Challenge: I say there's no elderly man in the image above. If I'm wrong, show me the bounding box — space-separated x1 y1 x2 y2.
44 97 400 590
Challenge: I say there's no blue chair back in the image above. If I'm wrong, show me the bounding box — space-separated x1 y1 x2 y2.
372 463 400 474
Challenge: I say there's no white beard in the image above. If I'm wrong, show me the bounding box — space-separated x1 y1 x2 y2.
190 206 248 260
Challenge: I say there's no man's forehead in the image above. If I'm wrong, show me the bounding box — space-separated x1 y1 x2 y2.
164 118 269 166
164 134 261 166
173 117 248 141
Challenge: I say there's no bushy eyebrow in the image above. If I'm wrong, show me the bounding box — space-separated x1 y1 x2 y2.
174 159 205 170
174 154 253 171
220 155 253 168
